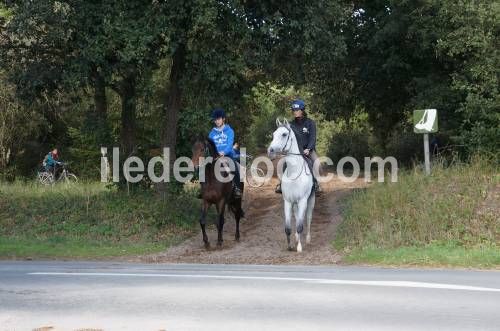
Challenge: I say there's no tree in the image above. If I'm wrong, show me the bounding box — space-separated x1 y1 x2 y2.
343 0 499 153
1 1 164 156
157 0 258 165
434 0 499 154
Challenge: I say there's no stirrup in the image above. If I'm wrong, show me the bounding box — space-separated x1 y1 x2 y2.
313 180 322 195
233 186 242 198
315 185 322 195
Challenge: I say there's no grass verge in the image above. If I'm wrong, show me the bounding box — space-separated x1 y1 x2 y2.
335 155 500 268
0 181 200 259
343 244 500 269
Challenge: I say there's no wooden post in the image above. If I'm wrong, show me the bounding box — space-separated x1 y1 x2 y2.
100 147 109 182
424 133 430 175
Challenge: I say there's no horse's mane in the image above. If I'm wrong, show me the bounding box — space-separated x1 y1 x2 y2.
204 136 218 158
193 133 218 158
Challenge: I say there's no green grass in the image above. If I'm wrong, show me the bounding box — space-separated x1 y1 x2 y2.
343 244 500 269
0 237 170 259
0 181 200 259
335 155 500 268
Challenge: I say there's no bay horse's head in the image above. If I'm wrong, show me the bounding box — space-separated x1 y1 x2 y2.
191 135 217 168
267 118 294 160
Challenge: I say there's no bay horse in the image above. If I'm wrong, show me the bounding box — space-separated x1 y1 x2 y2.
191 136 244 248
267 118 315 252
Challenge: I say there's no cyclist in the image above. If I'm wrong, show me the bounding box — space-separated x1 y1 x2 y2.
43 148 63 178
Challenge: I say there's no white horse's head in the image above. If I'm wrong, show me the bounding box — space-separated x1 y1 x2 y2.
267 118 293 160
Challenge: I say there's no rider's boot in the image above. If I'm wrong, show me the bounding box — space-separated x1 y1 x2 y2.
275 182 282 194
233 184 242 198
313 177 322 195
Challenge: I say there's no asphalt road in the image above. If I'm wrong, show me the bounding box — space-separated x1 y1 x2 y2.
1 261 499 331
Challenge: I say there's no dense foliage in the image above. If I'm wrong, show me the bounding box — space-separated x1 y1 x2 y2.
0 0 498 181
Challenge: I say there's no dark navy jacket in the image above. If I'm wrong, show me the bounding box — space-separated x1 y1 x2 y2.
290 117 317 153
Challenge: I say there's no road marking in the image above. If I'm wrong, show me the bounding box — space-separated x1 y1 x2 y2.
28 272 500 292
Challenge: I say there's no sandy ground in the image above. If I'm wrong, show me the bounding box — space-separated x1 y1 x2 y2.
139 175 367 265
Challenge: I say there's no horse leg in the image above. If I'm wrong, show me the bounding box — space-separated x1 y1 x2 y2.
284 200 293 251
294 199 308 252
306 194 315 244
200 200 209 248
216 199 226 247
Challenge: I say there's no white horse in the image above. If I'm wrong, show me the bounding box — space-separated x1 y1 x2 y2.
267 118 315 252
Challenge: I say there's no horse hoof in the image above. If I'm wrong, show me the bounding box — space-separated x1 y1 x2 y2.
204 242 210 249
235 236 240 242
297 243 302 252
306 235 311 244
217 241 223 247
287 246 294 251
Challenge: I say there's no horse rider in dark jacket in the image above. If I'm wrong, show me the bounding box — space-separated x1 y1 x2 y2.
275 99 322 194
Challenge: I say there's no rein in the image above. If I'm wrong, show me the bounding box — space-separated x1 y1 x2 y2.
278 125 302 156
276 125 309 180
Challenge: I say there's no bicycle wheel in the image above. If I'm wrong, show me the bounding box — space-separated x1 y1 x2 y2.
245 166 266 187
63 173 79 184
38 172 54 185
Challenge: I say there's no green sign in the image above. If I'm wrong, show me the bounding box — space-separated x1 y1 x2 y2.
414 109 438 133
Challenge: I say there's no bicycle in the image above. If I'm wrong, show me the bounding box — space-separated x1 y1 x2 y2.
241 153 267 188
37 163 78 185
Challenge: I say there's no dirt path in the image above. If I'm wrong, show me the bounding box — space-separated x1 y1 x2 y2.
141 176 367 265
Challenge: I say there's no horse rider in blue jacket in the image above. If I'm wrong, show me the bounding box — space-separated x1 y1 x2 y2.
209 108 242 198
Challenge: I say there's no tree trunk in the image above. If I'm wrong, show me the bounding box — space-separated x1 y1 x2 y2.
92 70 111 145
162 43 186 165
93 71 107 121
120 75 137 158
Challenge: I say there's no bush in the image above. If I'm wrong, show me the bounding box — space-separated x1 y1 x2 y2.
335 155 499 250
326 112 378 167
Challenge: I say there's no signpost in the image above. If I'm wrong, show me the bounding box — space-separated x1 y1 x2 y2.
414 109 438 175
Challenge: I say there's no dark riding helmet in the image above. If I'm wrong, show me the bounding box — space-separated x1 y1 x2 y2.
291 99 306 111
211 108 226 120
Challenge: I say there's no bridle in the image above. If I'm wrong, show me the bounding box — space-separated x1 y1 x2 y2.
194 139 222 167
277 125 302 156
276 125 308 180
203 139 223 160
203 143 211 158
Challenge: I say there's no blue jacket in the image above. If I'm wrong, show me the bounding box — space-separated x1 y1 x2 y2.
45 152 59 167
209 124 235 158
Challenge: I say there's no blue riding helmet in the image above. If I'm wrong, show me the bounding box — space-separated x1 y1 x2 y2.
211 108 226 120
291 99 306 111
